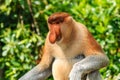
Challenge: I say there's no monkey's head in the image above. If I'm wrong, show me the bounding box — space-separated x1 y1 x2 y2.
48 12 73 44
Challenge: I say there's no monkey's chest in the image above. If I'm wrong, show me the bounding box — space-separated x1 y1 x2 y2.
52 56 84 80
52 59 72 80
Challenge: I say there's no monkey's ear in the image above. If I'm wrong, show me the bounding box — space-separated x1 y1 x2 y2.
49 30 57 44
64 16 73 23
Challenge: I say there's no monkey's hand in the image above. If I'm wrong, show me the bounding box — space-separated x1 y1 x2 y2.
69 62 84 80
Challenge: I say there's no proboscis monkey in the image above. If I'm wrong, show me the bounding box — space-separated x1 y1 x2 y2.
19 12 109 80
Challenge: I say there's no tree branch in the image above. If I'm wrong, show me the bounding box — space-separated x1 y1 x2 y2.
27 0 40 35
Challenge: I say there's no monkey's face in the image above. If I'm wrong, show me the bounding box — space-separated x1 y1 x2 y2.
48 12 73 44
48 23 62 44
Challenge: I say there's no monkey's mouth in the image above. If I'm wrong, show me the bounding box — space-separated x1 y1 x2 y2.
56 35 62 41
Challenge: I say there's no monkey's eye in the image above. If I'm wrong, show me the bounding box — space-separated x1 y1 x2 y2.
56 22 60 24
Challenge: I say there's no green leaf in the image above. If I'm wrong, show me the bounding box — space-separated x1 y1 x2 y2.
16 28 22 38
95 25 106 33
5 0 12 6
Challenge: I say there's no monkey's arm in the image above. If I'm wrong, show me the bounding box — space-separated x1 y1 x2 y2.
69 54 109 80
19 38 54 80
18 63 52 80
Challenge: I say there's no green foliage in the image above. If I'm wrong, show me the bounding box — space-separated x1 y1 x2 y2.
0 0 119 80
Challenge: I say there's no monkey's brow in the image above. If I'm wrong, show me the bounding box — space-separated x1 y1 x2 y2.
48 12 70 24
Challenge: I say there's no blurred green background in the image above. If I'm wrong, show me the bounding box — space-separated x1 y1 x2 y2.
0 0 120 80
